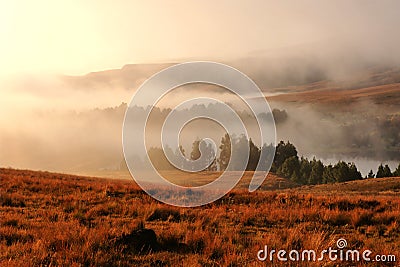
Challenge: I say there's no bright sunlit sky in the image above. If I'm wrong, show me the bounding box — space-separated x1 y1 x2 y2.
1 0 399 76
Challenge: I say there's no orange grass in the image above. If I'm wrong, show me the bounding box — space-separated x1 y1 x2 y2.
1 168 399 266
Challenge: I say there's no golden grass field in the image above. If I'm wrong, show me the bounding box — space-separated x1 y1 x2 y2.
1 168 399 266
268 81 400 107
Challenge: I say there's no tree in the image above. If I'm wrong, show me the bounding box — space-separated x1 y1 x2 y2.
247 138 261 171
299 157 311 184
376 164 385 178
332 161 362 182
384 165 392 177
376 164 392 178
322 164 335 184
367 169 375 178
258 143 275 170
333 161 351 183
188 140 201 171
348 162 362 181
190 139 217 171
394 163 400 177
309 158 324 184
202 141 217 171
230 135 248 170
218 133 231 171
190 140 201 160
277 156 300 182
272 141 298 172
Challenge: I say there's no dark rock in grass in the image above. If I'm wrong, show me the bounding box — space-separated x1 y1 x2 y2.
116 228 159 254
160 238 190 253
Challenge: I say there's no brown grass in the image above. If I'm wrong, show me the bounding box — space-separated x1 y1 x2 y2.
1 168 399 266
268 83 400 106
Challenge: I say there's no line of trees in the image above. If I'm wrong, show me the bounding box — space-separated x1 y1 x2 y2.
367 163 400 178
147 134 274 173
270 141 364 185
145 135 400 185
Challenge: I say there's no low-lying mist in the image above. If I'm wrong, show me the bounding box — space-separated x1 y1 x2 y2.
1 57 399 176
1 97 398 176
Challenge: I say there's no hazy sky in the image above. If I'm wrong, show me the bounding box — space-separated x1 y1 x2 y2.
1 0 399 76
1 1 399 172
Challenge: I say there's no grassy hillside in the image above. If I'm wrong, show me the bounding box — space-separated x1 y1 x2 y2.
268 83 400 107
1 168 399 266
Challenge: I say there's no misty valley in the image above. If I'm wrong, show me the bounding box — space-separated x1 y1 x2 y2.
1 97 398 177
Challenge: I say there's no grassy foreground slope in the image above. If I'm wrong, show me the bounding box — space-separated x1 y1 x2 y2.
1 168 399 266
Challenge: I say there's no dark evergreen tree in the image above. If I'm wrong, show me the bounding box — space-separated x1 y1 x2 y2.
376 164 385 178
218 133 231 171
331 161 362 182
348 162 362 181
309 158 324 184
247 138 261 171
277 156 300 182
322 164 335 184
272 141 298 172
394 163 400 177
299 157 312 184
258 143 275 170
333 161 350 183
367 169 375 178
376 164 392 178
384 164 392 177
